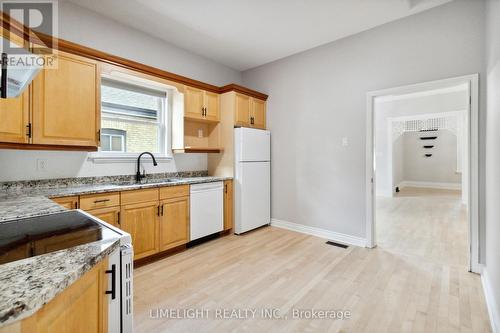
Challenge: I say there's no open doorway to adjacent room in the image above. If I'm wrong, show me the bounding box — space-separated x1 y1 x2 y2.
366 75 479 273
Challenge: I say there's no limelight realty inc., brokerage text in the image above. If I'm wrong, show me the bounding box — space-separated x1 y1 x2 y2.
150 308 352 321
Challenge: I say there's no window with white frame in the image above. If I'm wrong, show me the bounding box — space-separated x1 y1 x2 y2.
98 78 168 156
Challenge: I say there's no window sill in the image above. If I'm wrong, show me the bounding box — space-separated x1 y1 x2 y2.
88 153 173 164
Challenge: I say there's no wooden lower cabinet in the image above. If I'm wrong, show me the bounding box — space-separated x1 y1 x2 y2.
120 201 159 260
86 206 121 228
224 180 233 231
3 259 109 333
159 196 189 251
52 196 79 210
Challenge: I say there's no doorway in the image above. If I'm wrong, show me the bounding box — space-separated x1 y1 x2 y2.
365 74 479 273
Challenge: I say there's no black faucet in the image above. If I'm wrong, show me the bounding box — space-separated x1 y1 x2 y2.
136 152 158 182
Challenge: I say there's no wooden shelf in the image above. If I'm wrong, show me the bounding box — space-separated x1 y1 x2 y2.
174 147 223 154
184 116 220 124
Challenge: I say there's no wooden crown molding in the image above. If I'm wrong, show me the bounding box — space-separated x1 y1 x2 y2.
219 84 268 101
1 13 268 100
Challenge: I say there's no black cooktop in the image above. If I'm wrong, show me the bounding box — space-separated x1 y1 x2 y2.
0 210 119 265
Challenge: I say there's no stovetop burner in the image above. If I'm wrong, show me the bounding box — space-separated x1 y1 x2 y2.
0 210 120 265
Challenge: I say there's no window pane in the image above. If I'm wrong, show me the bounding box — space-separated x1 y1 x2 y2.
101 80 165 154
111 136 123 152
102 85 160 111
101 135 110 151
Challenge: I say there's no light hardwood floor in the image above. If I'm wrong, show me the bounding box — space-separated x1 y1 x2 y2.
134 188 491 333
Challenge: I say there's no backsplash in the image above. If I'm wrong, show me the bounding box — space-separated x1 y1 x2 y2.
0 170 208 192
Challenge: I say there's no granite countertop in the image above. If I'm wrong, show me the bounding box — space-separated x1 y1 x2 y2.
0 176 231 223
0 237 119 326
0 174 231 327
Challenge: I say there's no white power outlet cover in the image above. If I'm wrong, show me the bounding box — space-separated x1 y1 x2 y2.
342 137 349 147
36 159 47 172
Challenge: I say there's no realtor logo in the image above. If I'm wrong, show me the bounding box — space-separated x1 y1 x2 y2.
1 0 58 54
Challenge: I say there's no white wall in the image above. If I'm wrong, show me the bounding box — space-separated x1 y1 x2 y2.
242 0 485 241
57 2 242 86
402 130 461 185
392 135 404 191
484 0 500 330
0 2 243 182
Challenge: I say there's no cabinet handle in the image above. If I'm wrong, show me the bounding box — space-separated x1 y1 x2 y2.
250 117 255 125
157 205 160 216
74 201 78 209
117 211 120 225
105 264 116 300
94 199 111 204
225 184 227 194
26 123 32 138
161 204 164 216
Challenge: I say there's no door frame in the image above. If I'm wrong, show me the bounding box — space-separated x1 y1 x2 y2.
365 74 480 273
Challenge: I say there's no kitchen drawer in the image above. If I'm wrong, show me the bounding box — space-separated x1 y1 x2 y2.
52 196 79 210
121 188 159 205
159 185 189 200
80 192 120 210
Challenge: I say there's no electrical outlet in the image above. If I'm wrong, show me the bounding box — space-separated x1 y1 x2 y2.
36 159 47 172
342 137 349 147
198 128 204 138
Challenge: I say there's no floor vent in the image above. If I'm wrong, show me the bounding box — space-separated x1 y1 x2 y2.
326 241 349 249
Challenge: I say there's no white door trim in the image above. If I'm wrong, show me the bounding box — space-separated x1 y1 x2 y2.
365 74 480 273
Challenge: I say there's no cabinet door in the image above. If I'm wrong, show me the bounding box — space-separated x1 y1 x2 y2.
29 259 108 333
159 196 189 251
32 51 100 147
0 90 30 143
250 98 266 129
223 180 233 231
120 201 159 260
234 93 251 127
184 86 205 119
204 91 220 121
52 196 79 210
86 206 121 228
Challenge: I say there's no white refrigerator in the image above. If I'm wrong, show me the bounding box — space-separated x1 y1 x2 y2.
234 127 271 234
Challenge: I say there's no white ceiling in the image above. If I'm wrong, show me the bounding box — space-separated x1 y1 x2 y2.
64 0 453 71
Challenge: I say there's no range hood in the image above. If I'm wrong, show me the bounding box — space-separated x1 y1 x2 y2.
1 36 42 99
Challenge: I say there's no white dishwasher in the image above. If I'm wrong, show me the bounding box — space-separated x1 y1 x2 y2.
190 182 224 241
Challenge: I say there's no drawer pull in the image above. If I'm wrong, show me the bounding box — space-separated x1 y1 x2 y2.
94 199 111 204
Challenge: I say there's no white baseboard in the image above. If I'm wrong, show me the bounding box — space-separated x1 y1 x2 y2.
482 269 499 333
270 219 366 247
398 180 462 191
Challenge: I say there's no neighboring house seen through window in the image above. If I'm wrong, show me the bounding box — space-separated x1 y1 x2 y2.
101 128 126 152
100 78 167 155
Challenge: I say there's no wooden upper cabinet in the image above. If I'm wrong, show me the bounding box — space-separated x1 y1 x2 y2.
184 85 220 121
250 98 266 129
0 90 30 143
31 51 100 147
234 93 251 127
159 196 189 251
184 86 205 119
120 201 159 260
204 91 220 121
233 93 266 129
